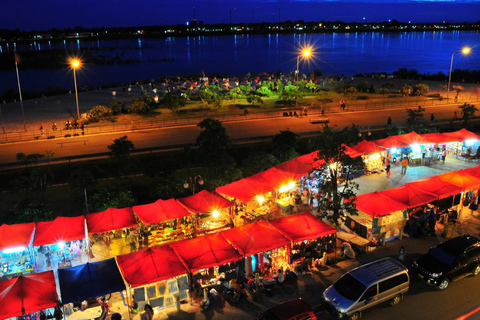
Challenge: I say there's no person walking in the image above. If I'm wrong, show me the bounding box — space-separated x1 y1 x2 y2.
385 157 391 177
401 157 408 174
387 116 392 125
430 113 435 121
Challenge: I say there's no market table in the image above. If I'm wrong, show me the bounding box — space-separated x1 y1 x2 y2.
66 306 103 320
337 230 371 253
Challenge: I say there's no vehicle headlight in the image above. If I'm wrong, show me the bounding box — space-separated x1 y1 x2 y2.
431 272 442 278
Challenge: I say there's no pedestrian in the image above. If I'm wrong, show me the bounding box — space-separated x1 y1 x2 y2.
398 246 406 261
454 111 458 119
385 157 391 177
96 296 110 313
387 116 392 125
39 125 44 135
441 149 446 163
140 304 154 320
430 113 434 121
81 123 85 135
52 122 57 131
401 157 408 174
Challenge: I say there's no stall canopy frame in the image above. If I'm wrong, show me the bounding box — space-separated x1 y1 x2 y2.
33 216 86 247
58 258 126 304
268 212 336 243
177 190 233 214
380 185 439 209
0 271 58 320
355 191 407 217
133 198 191 225
0 222 35 251
86 207 137 235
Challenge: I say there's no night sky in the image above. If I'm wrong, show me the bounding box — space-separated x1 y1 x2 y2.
2 0 480 31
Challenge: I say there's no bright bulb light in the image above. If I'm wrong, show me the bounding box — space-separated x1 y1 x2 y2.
3 246 25 254
58 241 65 249
256 195 265 205
212 210 220 219
462 47 471 54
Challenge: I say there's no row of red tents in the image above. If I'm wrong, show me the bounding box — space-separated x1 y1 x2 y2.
356 166 480 217
0 213 335 319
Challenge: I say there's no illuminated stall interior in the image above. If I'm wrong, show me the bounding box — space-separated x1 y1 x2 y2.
0 222 36 278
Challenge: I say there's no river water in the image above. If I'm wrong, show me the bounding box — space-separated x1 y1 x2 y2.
0 31 479 91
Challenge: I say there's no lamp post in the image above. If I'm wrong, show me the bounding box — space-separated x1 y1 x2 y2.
184 175 204 194
69 58 82 119
296 47 311 108
447 47 470 99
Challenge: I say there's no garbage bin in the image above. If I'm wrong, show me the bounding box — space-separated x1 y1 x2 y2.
442 222 454 239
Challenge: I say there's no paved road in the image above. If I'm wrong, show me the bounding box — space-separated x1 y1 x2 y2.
0 103 474 167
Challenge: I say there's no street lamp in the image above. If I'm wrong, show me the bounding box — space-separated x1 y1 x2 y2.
69 57 82 119
447 47 470 99
184 175 204 194
296 47 312 108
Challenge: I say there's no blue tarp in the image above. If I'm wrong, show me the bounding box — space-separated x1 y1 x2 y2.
58 258 126 304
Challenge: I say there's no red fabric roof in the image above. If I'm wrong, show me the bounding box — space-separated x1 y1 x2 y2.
443 128 480 141
133 199 191 225
177 190 233 214
295 151 325 168
375 135 410 149
355 191 407 217
0 222 35 251
275 157 314 178
248 167 300 191
463 165 480 178
344 145 363 158
421 132 455 144
216 178 273 203
170 233 242 273
116 245 188 288
33 216 86 247
268 212 336 243
437 170 480 190
0 271 58 319
86 207 137 235
407 176 464 198
380 185 438 209
350 140 386 155
395 131 428 145
221 221 291 256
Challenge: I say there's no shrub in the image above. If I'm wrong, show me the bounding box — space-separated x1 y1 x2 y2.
87 105 113 117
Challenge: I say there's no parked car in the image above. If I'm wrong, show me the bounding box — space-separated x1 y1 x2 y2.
322 257 409 320
257 298 317 320
411 234 480 290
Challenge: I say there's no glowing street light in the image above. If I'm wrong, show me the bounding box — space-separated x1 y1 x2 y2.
296 47 312 108
447 47 470 99
69 57 82 119
183 175 204 194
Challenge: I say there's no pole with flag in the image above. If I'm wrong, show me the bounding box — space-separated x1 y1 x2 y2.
14 52 27 132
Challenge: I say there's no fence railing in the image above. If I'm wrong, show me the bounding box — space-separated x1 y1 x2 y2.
0 94 477 145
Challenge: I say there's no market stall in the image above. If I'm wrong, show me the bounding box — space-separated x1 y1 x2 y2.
116 245 189 312
170 233 243 292
33 216 88 271
221 221 291 276
86 207 138 259
177 190 233 235
380 185 439 209
346 140 387 174
0 222 35 278
350 191 408 242
58 258 126 304
0 271 58 320
133 198 194 246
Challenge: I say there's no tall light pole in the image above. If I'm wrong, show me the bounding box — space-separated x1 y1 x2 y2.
447 47 470 99
184 175 204 194
296 47 312 108
69 58 82 119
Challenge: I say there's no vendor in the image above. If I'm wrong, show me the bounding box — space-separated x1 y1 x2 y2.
274 268 284 285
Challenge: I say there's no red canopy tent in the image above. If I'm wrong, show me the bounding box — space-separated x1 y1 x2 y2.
221 221 291 256
295 151 325 168
349 140 386 155
0 222 35 251
437 170 480 190
275 157 314 178
133 199 191 225
463 165 480 178
116 245 188 288
344 145 363 158
0 271 58 319
170 233 242 273
216 178 273 203
33 216 86 247
375 135 410 149
407 176 464 198
380 185 438 209
177 190 233 214
355 191 407 217
395 131 428 146
268 212 336 243
86 207 137 235
249 167 300 191
443 128 480 141
421 132 455 144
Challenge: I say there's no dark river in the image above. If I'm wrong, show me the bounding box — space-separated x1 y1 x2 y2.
0 31 479 91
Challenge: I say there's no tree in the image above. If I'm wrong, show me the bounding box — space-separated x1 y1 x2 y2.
405 106 426 132
196 118 230 157
459 103 478 127
70 166 100 214
246 92 263 106
309 125 364 227
241 152 279 177
89 186 136 212
162 92 186 113
280 90 295 108
108 136 135 159
6 199 53 224
413 83 429 95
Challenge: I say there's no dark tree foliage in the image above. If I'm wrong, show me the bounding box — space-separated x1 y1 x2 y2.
196 118 230 157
